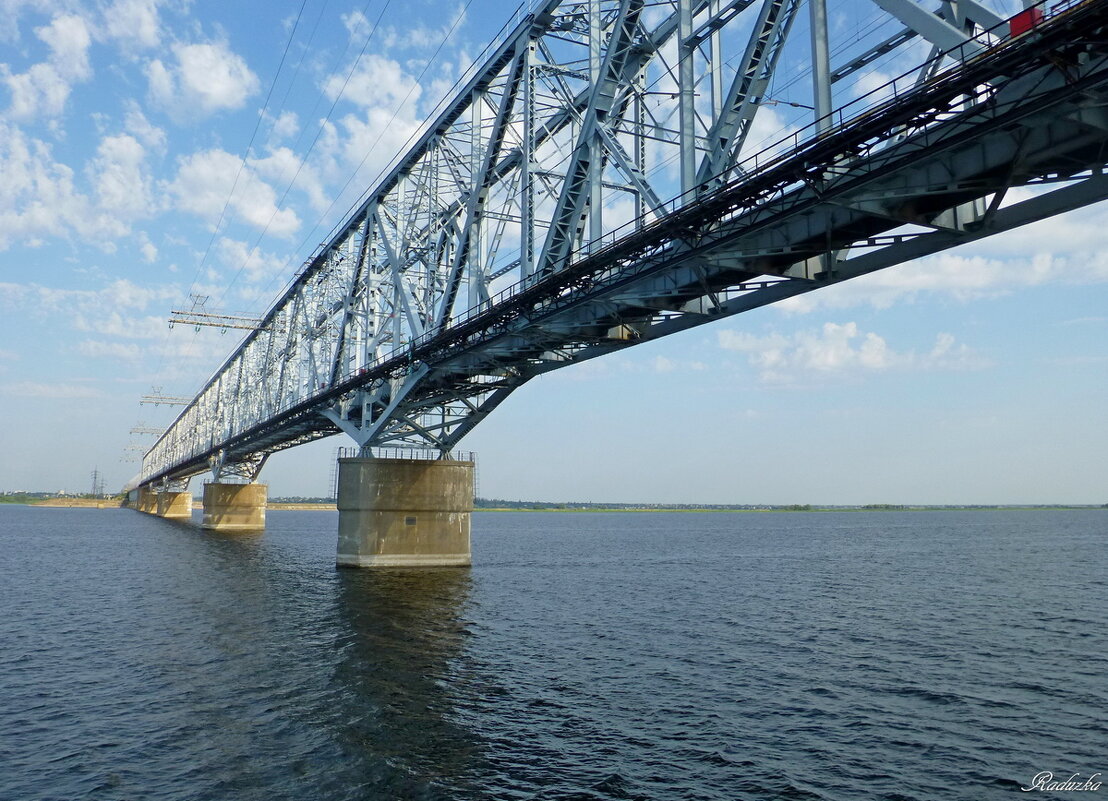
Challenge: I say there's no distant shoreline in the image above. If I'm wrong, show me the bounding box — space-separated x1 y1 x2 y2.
473 505 1107 513
3 498 1104 513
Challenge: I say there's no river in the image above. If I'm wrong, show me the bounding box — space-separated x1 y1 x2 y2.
0 506 1104 800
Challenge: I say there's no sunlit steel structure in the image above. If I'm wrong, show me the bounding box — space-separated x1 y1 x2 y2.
141 0 1108 486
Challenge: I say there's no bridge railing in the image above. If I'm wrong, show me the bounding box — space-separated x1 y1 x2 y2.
336 447 477 462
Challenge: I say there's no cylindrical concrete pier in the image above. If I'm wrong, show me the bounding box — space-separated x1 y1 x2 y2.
157 491 193 520
201 483 267 531
337 457 474 568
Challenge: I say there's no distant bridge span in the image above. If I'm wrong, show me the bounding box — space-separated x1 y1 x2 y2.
141 0 1108 489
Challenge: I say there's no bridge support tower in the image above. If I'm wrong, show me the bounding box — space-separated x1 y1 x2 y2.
336 455 474 568
201 482 267 532
157 490 193 520
137 486 158 514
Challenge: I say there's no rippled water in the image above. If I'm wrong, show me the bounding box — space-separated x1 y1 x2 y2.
0 506 1104 800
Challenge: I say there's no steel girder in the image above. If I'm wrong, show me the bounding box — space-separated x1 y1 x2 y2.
141 0 1108 487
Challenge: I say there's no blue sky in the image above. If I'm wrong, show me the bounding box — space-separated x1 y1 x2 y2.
0 0 1105 503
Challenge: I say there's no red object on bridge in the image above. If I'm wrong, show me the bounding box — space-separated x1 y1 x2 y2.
1009 7 1044 37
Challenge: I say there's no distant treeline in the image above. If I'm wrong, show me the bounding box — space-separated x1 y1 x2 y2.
0 492 120 504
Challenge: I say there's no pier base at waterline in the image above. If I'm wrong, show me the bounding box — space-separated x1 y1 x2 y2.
201 483 267 532
336 456 474 568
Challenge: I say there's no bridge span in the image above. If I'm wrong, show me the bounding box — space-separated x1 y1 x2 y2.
132 0 1108 565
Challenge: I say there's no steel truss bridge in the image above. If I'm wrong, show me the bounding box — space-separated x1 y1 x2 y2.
142 0 1108 487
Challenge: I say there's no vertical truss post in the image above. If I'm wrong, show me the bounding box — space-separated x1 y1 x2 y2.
589 0 604 249
521 39 536 279
634 71 646 226
810 0 832 133
537 0 644 276
696 0 800 191
710 0 724 122
469 87 487 308
678 0 697 198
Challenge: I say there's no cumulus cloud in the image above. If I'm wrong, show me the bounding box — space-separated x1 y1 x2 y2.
146 40 259 118
101 0 163 51
268 110 299 142
168 148 300 237
0 121 160 249
312 49 426 197
323 108 422 186
89 133 153 218
38 13 91 78
2 13 92 119
138 232 158 263
249 145 329 212
323 53 421 109
718 321 985 382
123 103 166 150
216 237 286 284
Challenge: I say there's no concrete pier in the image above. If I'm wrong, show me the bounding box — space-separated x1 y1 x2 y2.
201 482 267 531
137 487 159 514
157 491 193 520
336 457 474 568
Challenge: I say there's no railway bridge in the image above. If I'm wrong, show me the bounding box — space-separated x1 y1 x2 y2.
131 0 1108 565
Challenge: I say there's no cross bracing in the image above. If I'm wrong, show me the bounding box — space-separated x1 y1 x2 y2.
142 0 1108 486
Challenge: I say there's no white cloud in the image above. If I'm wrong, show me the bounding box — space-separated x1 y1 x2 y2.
0 120 162 248
340 10 373 40
1 13 91 119
101 0 163 51
168 148 300 237
3 63 69 118
0 381 104 398
324 108 422 187
216 237 286 284
89 133 153 218
0 123 102 246
147 40 259 118
269 110 299 141
38 14 91 79
77 340 142 360
394 12 466 51
139 235 157 263
74 312 168 339
0 278 177 316
323 52 421 110
249 146 328 211
718 321 985 382
123 103 166 150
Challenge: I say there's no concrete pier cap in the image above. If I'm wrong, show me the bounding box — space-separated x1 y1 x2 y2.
202 482 267 532
336 451 475 568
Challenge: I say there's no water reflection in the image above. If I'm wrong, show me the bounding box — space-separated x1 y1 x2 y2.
330 569 483 799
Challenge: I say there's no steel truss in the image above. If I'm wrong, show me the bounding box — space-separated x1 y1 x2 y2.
142 0 1108 486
